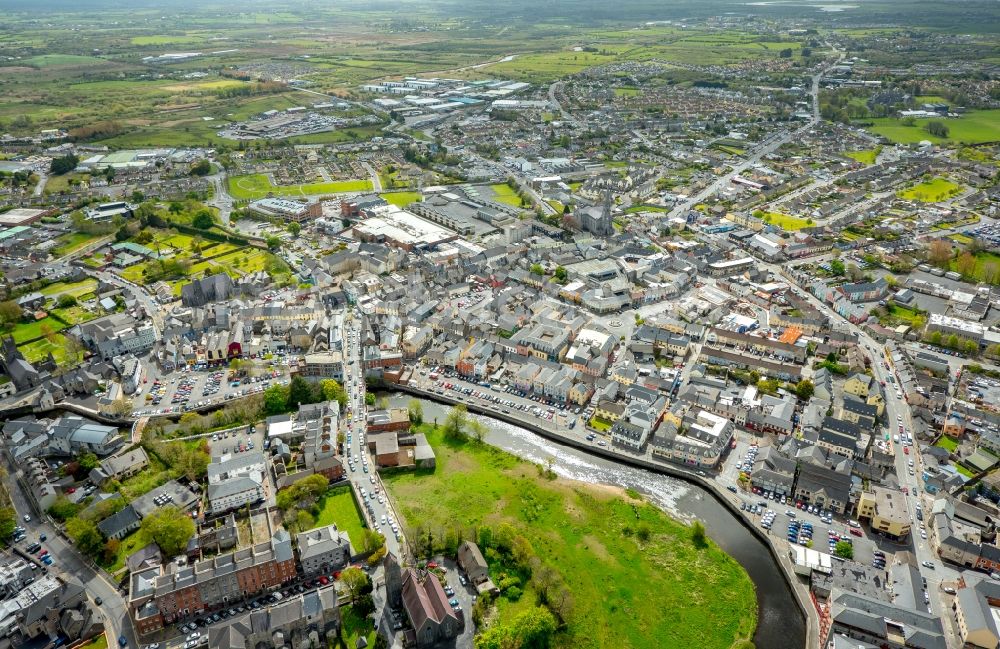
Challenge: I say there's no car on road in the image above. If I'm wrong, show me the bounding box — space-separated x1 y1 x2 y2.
118 636 127 648
22 515 29 522
95 597 102 605
921 560 935 569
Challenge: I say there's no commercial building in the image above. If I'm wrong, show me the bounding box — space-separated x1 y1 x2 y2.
650 409 734 469
352 204 458 251
247 198 322 222
856 487 911 541
927 312 985 344
85 201 135 223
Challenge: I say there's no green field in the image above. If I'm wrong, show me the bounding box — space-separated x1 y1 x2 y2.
23 54 108 67
845 149 878 165
761 211 811 231
489 183 524 207
614 87 642 97
19 334 79 366
52 232 104 256
9 317 66 344
40 278 99 299
867 110 1000 145
313 485 367 549
131 34 206 45
897 177 962 202
227 174 373 200
384 425 757 649
950 251 1000 284
379 191 422 207
935 436 959 452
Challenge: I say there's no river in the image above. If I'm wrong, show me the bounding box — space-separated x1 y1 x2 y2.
386 394 805 649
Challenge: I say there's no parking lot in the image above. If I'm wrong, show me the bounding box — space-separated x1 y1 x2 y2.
132 362 290 418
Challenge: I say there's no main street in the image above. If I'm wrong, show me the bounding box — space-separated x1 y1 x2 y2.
4 457 134 648
760 260 963 645
341 311 403 561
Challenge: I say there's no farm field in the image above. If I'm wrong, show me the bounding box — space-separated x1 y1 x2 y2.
897 177 962 202
312 485 367 548
761 211 811 231
488 183 524 207
866 110 1000 144
228 174 373 200
383 425 757 649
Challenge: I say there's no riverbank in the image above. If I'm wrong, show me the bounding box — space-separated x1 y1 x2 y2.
388 384 817 649
384 423 758 649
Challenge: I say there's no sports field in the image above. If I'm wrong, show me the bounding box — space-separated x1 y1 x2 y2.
867 110 1000 144
227 174 373 200
379 192 422 207
489 183 524 207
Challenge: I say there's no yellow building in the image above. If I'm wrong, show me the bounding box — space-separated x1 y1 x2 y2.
866 392 885 417
844 373 874 398
856 487 911 541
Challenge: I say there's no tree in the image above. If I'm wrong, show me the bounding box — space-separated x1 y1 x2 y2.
78 452 99 472
408 399 423 425
925 121 949 139
56 294 78 308
265 235 282 251
468 419 488 443
794 379 815 401
553 266 567 283
929 330 942 346
0 300 22 325
340 566 369 604
287 222 301 237
49 154 79 175
276 474 328 511
102 538 121 564
189 159 212 176
829 259 845 276
956 251 977 277
287 375 314 408
67 518 103 556
476 606 557 649
192 210 214 230
946 334 960 349
48 497 82 522
321 379 347 409
927 239 953 268
529 263 544 276
263 384 290 415
140 506 195 558
0 508 15 541
443 404 469 440
691 520 708 548
834 540 854 559
361 528 386 553
365 392 376 406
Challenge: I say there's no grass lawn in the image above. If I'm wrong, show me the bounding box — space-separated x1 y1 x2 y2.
489 184 524 207
19 334 81 366
384 426 757 649
102 529 147 574
624 204 668 214
949 250 1000 283
866 110 1000 145
881 304 923 326
845 149 878 165
313 485 367 548
339 606 376 649
227 174 372 200
52 232 103 256
588 417 612 433
761 211 812 231
9 317 66 344
949 233 975 245
614 87 642 97
77 634 109 649
935 436 959 452
117 455 174 501
379 191 422 207
40 278 99 299
897 177 962 202
957 464 975 479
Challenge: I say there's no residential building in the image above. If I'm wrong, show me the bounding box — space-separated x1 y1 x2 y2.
295 525 351 575
207 587 340 649
856 487 911 541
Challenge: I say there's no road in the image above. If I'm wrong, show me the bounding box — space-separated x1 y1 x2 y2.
362 161 383 192
4 457 134 648
341 311 403 561
547 81 577 126
91 269 164 331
